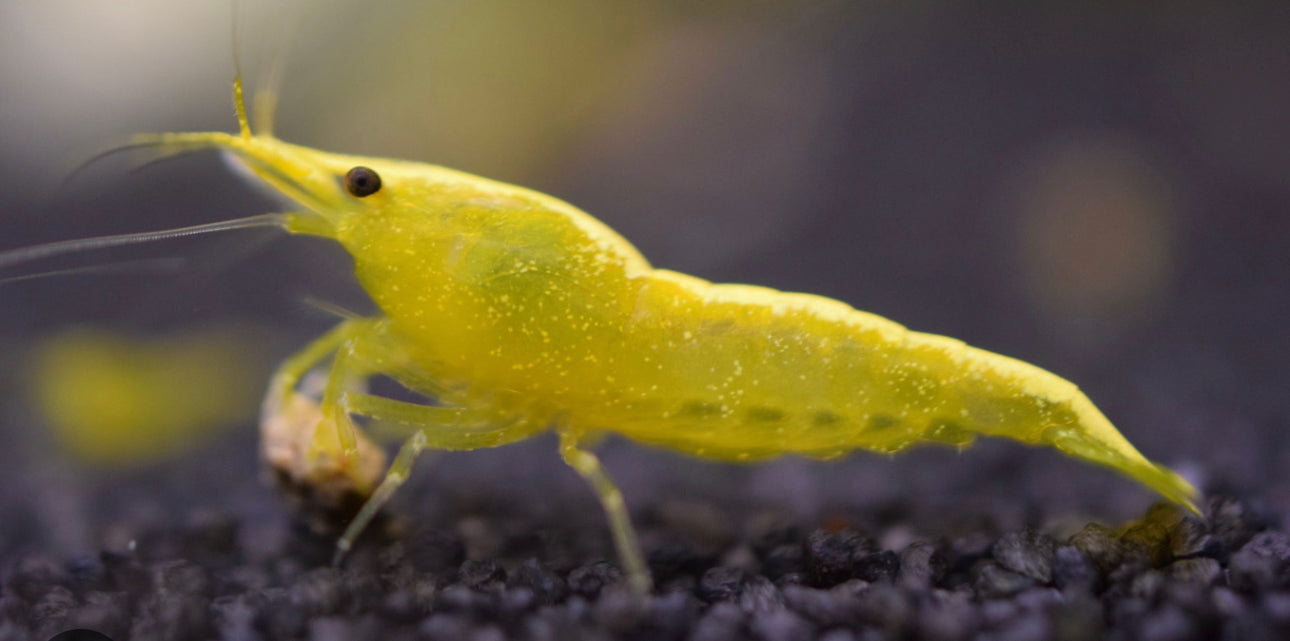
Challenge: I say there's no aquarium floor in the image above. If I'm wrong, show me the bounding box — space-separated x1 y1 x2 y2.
1 441 1287 641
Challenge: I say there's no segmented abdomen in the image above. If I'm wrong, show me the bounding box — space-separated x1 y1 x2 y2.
593 268 1193 509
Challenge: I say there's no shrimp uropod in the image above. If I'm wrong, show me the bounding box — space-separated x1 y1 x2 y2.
8 78 1197 596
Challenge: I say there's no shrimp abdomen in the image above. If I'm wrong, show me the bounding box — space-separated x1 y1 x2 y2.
603 273 1196 510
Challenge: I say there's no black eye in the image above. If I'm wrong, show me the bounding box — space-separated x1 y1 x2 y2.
344 166 382 197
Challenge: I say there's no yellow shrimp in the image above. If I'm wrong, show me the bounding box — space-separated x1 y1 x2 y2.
4 78 1197 595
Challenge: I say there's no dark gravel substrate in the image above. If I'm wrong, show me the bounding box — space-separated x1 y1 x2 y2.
4 490 1288 641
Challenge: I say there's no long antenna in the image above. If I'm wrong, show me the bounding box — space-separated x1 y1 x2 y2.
0 258 186 286
0 214 286 271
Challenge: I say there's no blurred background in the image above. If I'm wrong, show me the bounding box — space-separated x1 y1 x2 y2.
1 1 1287 560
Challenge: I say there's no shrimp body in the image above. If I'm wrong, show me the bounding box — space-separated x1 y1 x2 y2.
76 111 1193 594
335 152 1192 507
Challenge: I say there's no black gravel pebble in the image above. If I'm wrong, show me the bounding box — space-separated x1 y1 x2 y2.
507 559 569 606
974 562 1037 599
1227 531 1290 591
1051 545 1098 593
896 542 945 591
992 530 1057 583
698 566 747 602
804 529 871 587
566 560 624 599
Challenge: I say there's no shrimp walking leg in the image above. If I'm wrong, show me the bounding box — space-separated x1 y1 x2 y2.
264 317 455 482
333 430 428 564
331 393 536 562
558 431 651 595
262 318 379 424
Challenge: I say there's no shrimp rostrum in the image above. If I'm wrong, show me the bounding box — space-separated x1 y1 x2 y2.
11 83 1197 595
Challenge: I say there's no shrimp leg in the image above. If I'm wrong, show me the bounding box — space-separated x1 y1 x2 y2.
332 393 536 563
558 430 651 595
262 318 378 425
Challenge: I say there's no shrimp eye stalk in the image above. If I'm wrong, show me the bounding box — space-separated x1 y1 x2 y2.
344 166 381 197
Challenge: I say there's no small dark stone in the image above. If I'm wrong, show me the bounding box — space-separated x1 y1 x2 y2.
1207 497 1267 551
1169 515 1223 560
897 541 946 591
699 566 747 602
1166 558 1222 585
853 550 900 583
1069 523 1127 576
974 562 1037 599
992 530 1057 583
458 559 506 591
1051 545 1098 593
507 559 568 605
738 575 786 613
566 561 623 599
1228 531 1290 591
1238 531 1290 562
1119 516 1174 569
805 529 873 587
